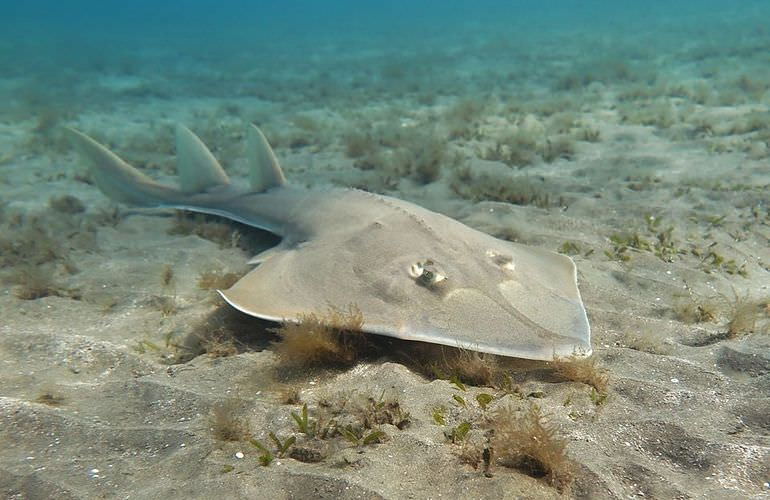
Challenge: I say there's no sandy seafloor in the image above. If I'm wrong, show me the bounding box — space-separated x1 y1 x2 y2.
1 5 769 499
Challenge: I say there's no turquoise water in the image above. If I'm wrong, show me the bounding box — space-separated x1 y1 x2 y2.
3 1 769 85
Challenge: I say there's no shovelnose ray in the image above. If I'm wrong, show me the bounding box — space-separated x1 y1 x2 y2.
67 124 591 361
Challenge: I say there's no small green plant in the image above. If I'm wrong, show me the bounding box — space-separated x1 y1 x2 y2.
723 259 748 278
499 373 522 397
447 421 472 444
589 388 608 405
291 403 314 436
704 214 726 227
357 391 411 430
269 432 296 457
452 394 467 408
432 406 447 426
249 439 274 466
450 375 467 392
558 241 581 255
652 226 679 262
341 426 386 447
132 339 161 354
604 244 631 263
696 246 749 278
606 216 684 264
476 393 494 410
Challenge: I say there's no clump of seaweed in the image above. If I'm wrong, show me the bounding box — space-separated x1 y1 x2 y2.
541 136 576 163
482 129 539 167
603 214 685 264
148 295 177 316
197 269 241 290
621 328 671 355
672 293 718 324
343 131 378 159
551 356 608 396
458 437 492 475
424 348 502 387
279 385 302 405
726 293 769 338
250 389 409 464
618 98 678 129
354 391 411 431
34 389 66 407
160 264 175 288
272 305 368 368
405 135 445 184
168 212 241 248
491 404 574 491
0 219 61 268
481 111 580 167
199 329 239 359
575 124 601 142
315 391 407 443
344 122 452 185
449 167 559 208
9 265 77 300
48 195 85 214
210 400 251 442
444 97 486 140
175 306 270 363
696 246 749 278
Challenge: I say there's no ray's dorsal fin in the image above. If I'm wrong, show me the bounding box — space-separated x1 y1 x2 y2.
175 125 230 193
247 124 286 192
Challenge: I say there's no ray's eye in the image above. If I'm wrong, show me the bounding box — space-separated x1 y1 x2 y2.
409 259 447 289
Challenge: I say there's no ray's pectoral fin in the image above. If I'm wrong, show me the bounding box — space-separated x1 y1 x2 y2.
218 238 371 325
218 245 323 322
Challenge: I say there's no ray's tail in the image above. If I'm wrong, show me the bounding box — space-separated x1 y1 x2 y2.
66 124 286 207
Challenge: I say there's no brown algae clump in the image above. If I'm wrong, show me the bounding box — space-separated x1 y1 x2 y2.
272 305 367 368
552 355 609 396
491 404 574 491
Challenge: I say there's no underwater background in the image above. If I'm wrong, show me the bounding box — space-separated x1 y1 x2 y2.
1 1 769 499
3 1 770 116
